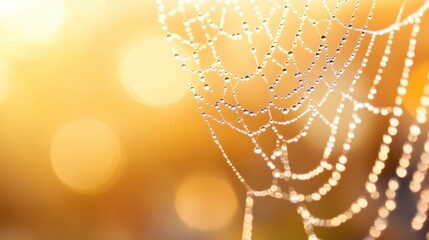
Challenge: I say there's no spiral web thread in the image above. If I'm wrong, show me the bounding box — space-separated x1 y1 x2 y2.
157 0 429 239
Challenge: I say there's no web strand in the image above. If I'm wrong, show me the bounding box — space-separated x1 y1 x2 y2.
158 0 429 239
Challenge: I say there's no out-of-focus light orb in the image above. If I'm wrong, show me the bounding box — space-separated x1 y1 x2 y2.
404 61 429 117
119 37 189 106
51 119 124 193
175 173 238 232
0 0 65 45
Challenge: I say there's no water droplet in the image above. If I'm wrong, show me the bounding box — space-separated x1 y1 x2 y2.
272 169 282 178
254 146 262 154
274 149 282 157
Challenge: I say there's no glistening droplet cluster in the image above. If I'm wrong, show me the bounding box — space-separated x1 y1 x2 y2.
158 0 429 239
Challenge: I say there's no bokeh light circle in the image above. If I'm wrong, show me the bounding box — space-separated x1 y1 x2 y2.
50 119 124 193
119 37 189 106
175 173 238 232
0 0 66 45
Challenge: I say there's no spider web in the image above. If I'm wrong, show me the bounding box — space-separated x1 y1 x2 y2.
157 0 429 239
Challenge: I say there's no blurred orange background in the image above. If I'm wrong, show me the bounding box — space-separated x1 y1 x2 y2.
0 0 428 240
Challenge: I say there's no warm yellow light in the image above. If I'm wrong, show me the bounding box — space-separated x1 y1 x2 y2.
175 173 238 232
50 119 124 193
404 61 429 117
0 58 10 103
119 37 189 106
0 0 65 45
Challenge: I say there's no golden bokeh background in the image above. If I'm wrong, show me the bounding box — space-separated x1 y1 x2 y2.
0 0 427 239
